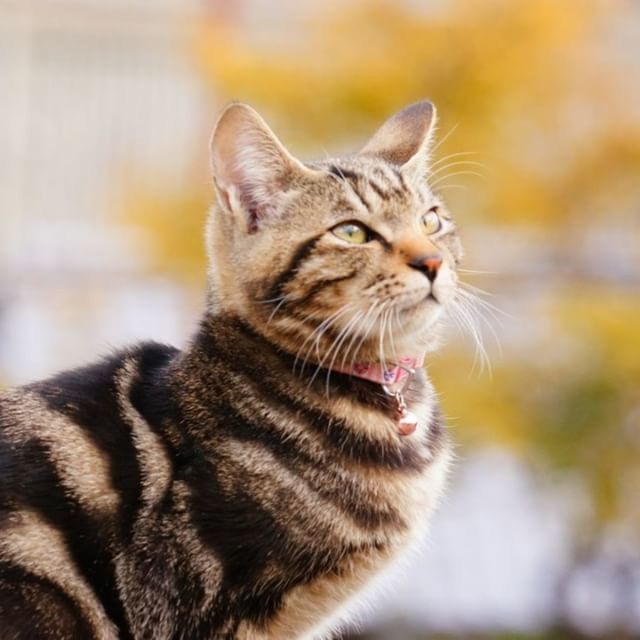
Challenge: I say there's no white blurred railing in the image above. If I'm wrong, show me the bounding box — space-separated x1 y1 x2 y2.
0 0 210 273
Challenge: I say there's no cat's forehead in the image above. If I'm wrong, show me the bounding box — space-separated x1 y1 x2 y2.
309 155 436 224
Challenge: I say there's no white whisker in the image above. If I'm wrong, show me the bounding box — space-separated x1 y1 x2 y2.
457 268 497 275
378 304 390 374
323 310 365 396
447 294 492 377
433 184 468 192
308 309 359 389
427 160 487 181
430 123 459 155
388 305 400 365
258 294 288 305
340 301 377 371
293 303 353 376
456 287 505 361
429 151 479 169
350 301 384 371
266 295 292 324
430 170 485 188
458 285 509 318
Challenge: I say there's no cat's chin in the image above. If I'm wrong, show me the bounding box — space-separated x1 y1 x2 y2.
396 295 444 336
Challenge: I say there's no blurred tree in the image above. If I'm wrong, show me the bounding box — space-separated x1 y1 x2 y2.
125 0 640 278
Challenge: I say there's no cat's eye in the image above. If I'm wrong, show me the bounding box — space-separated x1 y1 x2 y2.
332 222 369 245
420 207 442 235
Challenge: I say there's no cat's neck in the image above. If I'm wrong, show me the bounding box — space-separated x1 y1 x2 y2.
178 311 399 413
167 311 434 472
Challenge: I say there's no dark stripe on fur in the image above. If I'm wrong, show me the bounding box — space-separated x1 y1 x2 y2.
329 165 371 211
368 179 390 201
334 197 358 213
0 561 97 639
185 444 351 629
30 355 143 541
127 343 181 474
394 168 408 192
197 398 403 531
0 436 133 639
288 270 358 308
265 233 324 304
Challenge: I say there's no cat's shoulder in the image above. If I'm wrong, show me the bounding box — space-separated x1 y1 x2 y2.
0 341 179 433
32 341 177 395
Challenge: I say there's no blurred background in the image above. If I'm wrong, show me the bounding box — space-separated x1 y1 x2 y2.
1 0 639 637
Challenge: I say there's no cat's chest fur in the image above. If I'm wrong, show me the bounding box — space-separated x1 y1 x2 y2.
181 403 448 640
157 333 451 639
234 411 451 640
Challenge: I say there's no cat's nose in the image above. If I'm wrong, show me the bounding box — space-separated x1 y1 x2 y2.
408 254 443 283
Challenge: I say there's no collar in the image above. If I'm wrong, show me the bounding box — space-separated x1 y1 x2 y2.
331 354 425 437
332 354 425 388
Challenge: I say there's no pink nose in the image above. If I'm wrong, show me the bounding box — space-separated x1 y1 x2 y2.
409 254 442 283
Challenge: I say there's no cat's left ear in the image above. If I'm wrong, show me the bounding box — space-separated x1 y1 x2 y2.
210 103 319 232
360 100 437 179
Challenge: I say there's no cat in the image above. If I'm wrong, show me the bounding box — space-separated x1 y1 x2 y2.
0 100 462 639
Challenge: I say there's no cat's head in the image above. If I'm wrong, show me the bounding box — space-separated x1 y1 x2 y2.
207 101 463 366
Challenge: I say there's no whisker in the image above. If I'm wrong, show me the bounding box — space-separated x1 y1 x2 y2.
308 308 359 389
459 280 496 296
339 301 377 371
427 160 487 181
429 151 480 169
266 295 292 324
455 287 505 361
349 301 384 371
430 123 459 155
323 310 365 396
433 184 468 192
430 170 485 188
308 305 354 363
447 295 492 377
459 293 501 345
457 268 497 275
458 285 509 318
388 304 400 365
258 293 288 305
293 304 353 376
378 305 390 374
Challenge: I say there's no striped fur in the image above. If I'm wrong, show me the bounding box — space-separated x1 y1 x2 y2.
0 101 458 639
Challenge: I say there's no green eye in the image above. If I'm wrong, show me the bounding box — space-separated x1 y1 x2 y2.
420 208 442 235
332 222 369 244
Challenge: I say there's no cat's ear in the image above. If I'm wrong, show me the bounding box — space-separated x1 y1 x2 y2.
210 103 317 231
360 100 437 178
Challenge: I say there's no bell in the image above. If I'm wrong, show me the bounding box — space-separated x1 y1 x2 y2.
397 409 418 436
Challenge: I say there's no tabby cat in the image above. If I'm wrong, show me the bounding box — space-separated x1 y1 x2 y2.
0 100 462 639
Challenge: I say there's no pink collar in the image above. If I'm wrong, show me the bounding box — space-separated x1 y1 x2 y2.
332 355 425 387
331 354 425 437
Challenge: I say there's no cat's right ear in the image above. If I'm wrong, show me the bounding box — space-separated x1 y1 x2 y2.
210 103 318 232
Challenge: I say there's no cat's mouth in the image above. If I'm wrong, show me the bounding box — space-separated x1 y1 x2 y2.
396 290 439 315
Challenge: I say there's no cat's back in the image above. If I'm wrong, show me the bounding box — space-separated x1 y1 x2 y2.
0 342 179 639
0 341 180 513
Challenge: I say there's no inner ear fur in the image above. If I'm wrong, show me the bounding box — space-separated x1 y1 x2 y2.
210 103 319 230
